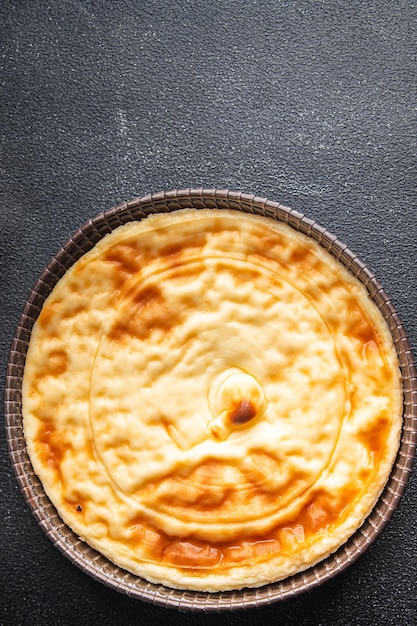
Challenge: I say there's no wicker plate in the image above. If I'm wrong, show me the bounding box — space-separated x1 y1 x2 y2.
5 189 417 612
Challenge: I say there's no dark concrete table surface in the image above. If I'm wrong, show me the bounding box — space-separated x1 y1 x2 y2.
1 2 416 624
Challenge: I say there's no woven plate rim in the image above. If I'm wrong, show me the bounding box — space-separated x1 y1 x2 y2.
5 188 417 613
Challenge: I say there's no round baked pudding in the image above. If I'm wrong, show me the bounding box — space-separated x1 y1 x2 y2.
22 207 402 592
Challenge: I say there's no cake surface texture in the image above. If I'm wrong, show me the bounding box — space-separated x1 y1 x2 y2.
23 208 402 591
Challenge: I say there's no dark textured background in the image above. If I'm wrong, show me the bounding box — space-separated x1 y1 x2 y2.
1 1 416 624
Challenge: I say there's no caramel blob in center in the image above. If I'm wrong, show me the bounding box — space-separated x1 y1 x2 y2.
209 369 267 440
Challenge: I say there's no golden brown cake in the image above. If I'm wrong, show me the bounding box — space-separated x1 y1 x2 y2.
22 209 402 591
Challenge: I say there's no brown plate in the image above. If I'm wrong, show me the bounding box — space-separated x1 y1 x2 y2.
5 189 417 612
